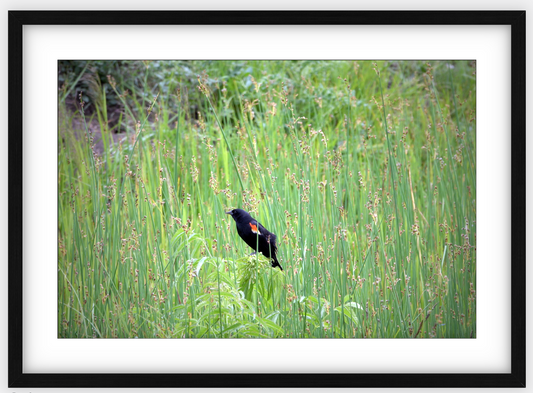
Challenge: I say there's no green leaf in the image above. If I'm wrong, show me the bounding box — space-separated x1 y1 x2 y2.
257 317 284 335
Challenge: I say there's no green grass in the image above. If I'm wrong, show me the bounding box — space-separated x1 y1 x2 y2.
58 60 476 338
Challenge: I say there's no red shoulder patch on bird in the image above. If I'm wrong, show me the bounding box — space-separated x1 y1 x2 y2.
249 222 259 234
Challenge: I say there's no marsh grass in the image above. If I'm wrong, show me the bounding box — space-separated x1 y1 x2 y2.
58 60 476 338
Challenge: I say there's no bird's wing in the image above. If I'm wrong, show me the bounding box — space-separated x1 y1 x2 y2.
257 222 277 246
248 220 261 235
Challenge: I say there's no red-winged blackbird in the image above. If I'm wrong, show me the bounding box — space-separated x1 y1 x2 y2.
226 208 283 271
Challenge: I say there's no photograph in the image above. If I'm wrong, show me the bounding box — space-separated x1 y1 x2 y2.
57 60 476 339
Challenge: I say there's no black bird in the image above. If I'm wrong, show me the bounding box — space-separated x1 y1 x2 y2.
226 208 283 271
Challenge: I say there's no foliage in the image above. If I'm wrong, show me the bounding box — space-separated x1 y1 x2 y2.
58 60 476 338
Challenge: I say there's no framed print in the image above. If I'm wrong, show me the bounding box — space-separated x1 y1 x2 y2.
9 10 525 388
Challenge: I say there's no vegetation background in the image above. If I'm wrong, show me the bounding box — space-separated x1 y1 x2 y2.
58 60 476 338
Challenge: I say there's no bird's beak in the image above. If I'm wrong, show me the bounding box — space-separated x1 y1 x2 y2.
225 211 232 215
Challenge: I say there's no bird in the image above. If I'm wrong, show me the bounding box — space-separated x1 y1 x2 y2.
226 208 283 271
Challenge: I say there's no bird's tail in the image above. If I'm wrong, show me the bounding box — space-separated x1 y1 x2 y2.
271 255 283 271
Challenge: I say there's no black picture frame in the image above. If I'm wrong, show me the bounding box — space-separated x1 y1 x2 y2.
8 10 525 388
